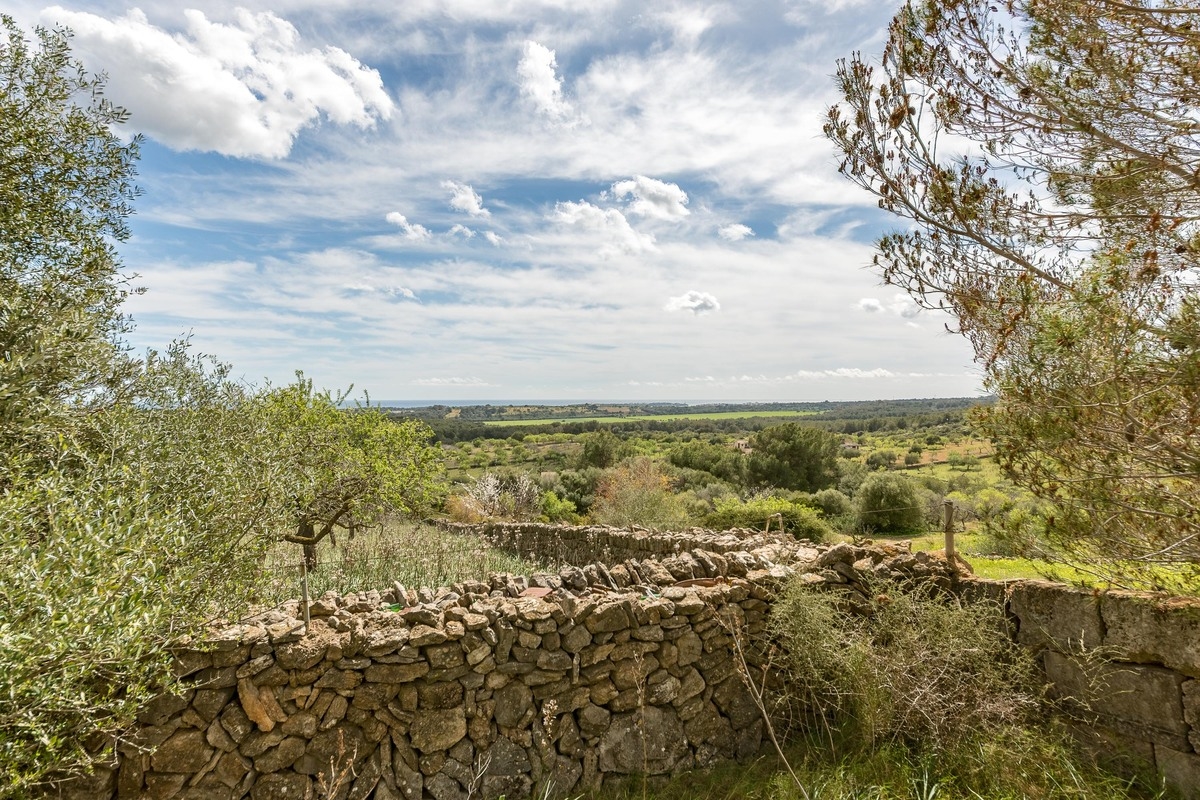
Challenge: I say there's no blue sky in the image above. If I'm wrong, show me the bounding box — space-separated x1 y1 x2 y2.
14 0 984 402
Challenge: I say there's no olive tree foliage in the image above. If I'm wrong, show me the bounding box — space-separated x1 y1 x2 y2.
0 15 140 472
271 379 445 567
825 0 1200 590
0 349 290 794
0 21 443 793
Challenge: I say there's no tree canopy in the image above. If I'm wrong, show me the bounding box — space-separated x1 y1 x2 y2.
0 20 444 792
826 0 1200 590
746 424 840 492
0 14 140 472
270 379 444 566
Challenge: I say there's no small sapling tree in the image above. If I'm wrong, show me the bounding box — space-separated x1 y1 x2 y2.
266 378 445 568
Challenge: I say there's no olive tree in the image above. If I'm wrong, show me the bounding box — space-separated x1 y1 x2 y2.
826 0 1200 590
0 21 443 793
0 14 140 476
267 379 445 568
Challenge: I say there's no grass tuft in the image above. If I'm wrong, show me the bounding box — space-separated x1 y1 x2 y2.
256 520 552 604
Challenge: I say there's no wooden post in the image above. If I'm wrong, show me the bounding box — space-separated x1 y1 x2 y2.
300 554 311 634
943 499 956 571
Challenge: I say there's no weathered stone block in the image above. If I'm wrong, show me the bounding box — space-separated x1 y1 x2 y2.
295 722 367 776
419 681 464 710
577 703 610 738
1155 744 1200 800
365 663 429 683
1009 580 1103 651
1102 591 1200 677
276 633 331 670
1045 651 1188 742
410 707 467 752
598 707 688 774
250 771 311 800
494 682 533 728
585 602 631 634
314 668 362 691
410 624 448 647
1184 680 1200 752
143 772 187 800
426 771 466 800
253 735 306 773
676 631 703 667
150 728 212 773
192 687 235 723
137 692 190 726
237 678 283 732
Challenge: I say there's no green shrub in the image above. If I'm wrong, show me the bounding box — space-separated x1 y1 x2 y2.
591 458 692 530
769 579 1041 749
756 579 1154 799
865 449 897 470
810 488 853 518
704 495 832 541
855 473 924 533
539 490 581 524
551 467 603 514
667 440 746 485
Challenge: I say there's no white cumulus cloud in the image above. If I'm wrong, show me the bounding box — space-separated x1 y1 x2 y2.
442 180 490 218
551 201 655 255
890 293 921 319
385 212 432 241
793 368 900 380
664 290 720 315
518 40 573 120
343 283 417 300
611 176 690 221
718 223 755 241
448 224 475 238
484 231 505 246
43 7 393 159
858 294 920 319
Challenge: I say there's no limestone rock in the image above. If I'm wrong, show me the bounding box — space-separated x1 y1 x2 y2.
493 682 532 728
410 707 467 752
250 772 312 800
598 707 688 774
151 729 212 773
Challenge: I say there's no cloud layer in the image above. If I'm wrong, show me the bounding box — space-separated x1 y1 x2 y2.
19 0 983 401
44 6 392 158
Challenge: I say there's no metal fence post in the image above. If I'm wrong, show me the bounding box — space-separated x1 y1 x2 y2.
301 554 311 634
943 499 956 571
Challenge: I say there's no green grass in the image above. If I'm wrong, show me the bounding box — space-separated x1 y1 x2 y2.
482 410 819 426
256 521 551 605
579 738 1164 800
857 530 1172 586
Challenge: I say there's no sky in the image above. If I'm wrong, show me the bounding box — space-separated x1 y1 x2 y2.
12 0 985 403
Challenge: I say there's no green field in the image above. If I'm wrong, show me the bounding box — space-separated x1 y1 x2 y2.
481 409 819 426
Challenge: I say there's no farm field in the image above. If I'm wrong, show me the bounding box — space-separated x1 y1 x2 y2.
482 409 820 426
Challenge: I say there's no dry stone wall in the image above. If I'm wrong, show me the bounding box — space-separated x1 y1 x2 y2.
970 578 1200 795
60 524 1200 799
81 534 955 800
433 521 813 569
93 549 796 800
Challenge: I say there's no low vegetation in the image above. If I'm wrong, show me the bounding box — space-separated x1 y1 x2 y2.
585 578 1167 800
258 521 549 606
